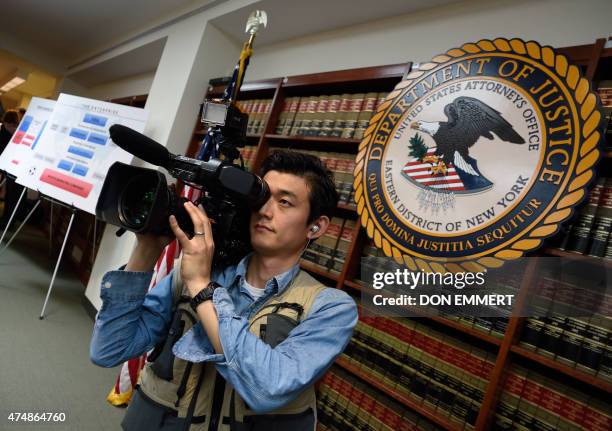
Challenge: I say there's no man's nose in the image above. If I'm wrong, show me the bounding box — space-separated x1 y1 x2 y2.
257 197 273 218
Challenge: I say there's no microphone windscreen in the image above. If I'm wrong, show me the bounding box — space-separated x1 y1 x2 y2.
109 124 171 167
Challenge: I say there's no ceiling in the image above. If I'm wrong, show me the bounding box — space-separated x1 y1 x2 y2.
0 0 217 65
212 0 459 46
67 38 167 87
0 0 460 91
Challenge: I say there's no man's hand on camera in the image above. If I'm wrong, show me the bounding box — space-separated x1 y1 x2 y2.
169 201 215 298
125 233 173 272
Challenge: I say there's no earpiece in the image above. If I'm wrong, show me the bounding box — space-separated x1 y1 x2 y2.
310 225 320 233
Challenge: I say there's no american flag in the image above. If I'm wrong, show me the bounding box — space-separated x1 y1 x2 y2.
106 185 200 406
401 149 466 192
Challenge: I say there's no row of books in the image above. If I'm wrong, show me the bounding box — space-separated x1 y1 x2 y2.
270 147 357 205
303 217 356 274
239 145 257 171
317 366 442 431
495 363 611 431
274 92 388 139
342 308 498 428
236 98 273 135
519 280 612 382
553 176 612 258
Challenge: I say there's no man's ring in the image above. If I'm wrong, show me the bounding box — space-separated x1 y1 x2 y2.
194 231 205 236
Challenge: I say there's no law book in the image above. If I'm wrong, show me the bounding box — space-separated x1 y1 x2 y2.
245 99 258 133
299 96 319 136
255 98 268 134
555 316 587 367
587 177 612 256
256 99 272 135
576 318 608 374
353 92 378 140
331 94 352 137
249 99 260 134
341 93 364 139
565 178 605 253
597 338 612 382
334 153 355 203
535 314 567 359
315 216 344 271
606 232 612 258
320 94 340 137
273 98 291 135
289 98 309 135
310 95 329 136
280 97 300 135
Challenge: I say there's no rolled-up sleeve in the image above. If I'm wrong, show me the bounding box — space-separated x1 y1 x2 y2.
211 287 358 413
90 270 175 368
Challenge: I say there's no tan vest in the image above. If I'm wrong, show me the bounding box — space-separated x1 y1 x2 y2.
138 265 327 431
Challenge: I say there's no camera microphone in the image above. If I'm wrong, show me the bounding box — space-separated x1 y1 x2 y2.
109 124 172 168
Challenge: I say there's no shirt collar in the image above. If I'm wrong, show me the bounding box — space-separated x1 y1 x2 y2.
232 253 301 296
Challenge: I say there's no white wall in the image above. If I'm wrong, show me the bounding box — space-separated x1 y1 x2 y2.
247 0 612 81
86 72 156 101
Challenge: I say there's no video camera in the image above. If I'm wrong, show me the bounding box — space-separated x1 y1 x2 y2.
95 102 270 269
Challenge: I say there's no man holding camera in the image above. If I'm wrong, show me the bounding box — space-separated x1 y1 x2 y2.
90 150 358 431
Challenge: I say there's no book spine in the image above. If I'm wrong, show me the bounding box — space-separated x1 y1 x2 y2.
321 95 341 137
331 94 352 137
273 99 290 135
258 99 271 134
289 98 308 135
353 92 378 140
587 178 612 256
341 93 364 139
311 95 328 136
249 99 261 134
565 178 605 253
281 97 300 135
300 96 319 136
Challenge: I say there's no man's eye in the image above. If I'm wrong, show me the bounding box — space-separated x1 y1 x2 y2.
279 199 292 207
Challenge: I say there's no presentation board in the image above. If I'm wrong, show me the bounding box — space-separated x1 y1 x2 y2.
16 94 148 214
0 97 56 177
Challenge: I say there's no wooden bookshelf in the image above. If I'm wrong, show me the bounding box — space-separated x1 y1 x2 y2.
265 134 361 145
510 345 612 394
336 357 462 431
299 260 340 282
542 247 612 268
191 39 612 430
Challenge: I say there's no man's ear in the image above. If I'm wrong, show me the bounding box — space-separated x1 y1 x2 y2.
307 216 330 239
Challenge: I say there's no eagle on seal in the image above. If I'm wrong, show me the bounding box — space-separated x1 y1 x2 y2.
410 96 524 190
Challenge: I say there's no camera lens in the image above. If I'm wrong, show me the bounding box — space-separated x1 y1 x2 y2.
118 175 157 229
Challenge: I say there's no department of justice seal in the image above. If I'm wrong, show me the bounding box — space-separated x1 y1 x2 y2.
354 38 604 272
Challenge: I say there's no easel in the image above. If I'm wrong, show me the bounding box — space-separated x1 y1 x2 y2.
0 183 96 319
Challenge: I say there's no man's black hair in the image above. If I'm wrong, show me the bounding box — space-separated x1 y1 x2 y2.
260 150 339 223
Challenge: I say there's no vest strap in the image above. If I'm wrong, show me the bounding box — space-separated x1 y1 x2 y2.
135 385 207 424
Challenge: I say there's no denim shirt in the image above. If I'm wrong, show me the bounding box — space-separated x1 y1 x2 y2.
90 254 358 413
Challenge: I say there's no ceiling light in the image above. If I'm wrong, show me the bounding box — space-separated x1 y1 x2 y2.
0 69 28 93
